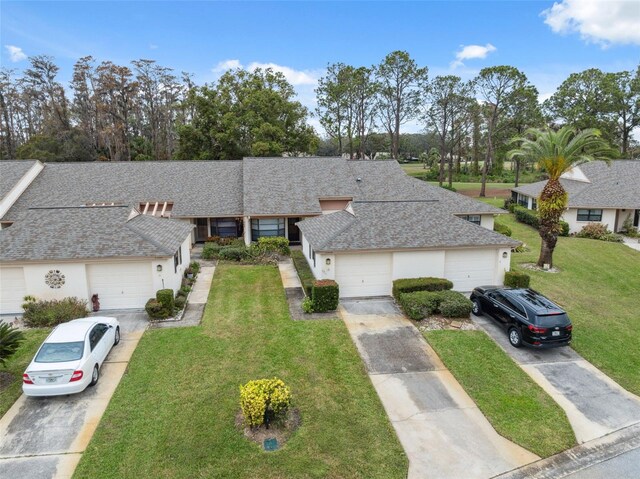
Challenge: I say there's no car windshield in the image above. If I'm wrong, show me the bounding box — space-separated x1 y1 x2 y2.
535 314 570 327
35 341 84 363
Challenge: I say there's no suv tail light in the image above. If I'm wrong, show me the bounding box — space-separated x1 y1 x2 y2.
23 374 33 385
528 324 548 334
69 370 83 382
566 324 573 331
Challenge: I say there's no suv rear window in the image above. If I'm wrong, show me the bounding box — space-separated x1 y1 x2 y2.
535 313 570 327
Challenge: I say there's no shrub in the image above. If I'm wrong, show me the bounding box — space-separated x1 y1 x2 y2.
218 246 249 261
174 296 186 310
189 261 201 274
145 298 170 319
559 221 570 237
397 290 471 320
156 289 174 312
202 242 222 260
439 293 473 318
291 250 315 297
206 236 242 246
504 271 531 288
513 206 540 229
256 236 290 256
239 378 292 428
0 322 25 366
392 277 453 299
503 198 514 210
494 222 512 237
176 289 187 299
602 232 624 243
22 296 90 328
575 223 621 241
180 285 192 294
312 280 339 312
621 217 639 237
301 297 314 314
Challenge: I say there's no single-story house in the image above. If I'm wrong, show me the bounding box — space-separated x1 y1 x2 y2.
0 206 192 314
1 156 515 312
511 160 640 234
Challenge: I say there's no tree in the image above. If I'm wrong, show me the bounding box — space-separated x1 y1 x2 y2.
607 67 640 157
316 63 350 156
507 127 616 267
375 51 428 159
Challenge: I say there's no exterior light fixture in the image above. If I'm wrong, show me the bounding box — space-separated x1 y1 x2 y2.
502 252 508 258
157 265 163 272
326 258 331 265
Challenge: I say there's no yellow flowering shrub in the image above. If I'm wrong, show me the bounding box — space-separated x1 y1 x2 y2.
239 378 291 427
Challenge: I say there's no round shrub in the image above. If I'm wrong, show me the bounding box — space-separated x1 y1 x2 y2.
156 288 174 311
22 296 90 328
239 378 292 428
494 222 512 237
439 293 473 318
145 298 171 319
174 296 186 310
301 297 314 314
504 271 531 288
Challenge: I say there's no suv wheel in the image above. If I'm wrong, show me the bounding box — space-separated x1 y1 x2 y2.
508 327 522 348
471 299 482 315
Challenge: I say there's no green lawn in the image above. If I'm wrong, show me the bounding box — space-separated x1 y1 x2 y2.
498 213 640 396
425 331 575 457
0 328 50 418
74 264 407 479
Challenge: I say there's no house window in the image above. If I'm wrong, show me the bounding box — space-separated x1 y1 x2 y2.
312 250 316 267
518 194 528 208
577 209 602 222
531 198 537 210
251 218 285 240
460 215 481 225
210 218 238 238
174 246 182 273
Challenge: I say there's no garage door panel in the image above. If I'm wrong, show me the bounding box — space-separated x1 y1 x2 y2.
0 267 27 315
335 253 392 298
87 263 153 310
445 249 497 291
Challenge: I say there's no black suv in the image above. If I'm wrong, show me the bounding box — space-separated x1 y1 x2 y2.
470 286 572 348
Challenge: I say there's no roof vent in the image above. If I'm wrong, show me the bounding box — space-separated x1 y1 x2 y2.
356 177 362 182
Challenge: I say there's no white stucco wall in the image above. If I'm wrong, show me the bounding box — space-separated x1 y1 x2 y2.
150 236 192 294
563 208 618 234
301 234 323 279
22 263 90 302
481 215 495 230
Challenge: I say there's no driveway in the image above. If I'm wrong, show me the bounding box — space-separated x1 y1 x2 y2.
340 298 538 479
472 313 640 444
0 311 147 479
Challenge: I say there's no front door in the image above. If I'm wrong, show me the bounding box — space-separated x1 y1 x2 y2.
635 210 640 228
195 218 208 242
287 218 301 244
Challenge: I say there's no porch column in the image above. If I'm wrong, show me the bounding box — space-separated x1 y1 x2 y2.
243 216 251 245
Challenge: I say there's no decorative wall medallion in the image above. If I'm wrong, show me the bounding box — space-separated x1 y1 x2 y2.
45 270 66 289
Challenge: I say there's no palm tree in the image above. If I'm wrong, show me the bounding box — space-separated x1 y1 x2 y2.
507 127 616 268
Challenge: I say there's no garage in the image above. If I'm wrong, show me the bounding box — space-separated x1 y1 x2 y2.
444 249 497 291
335 253 392 298
87 262 154 310
0 267 27 315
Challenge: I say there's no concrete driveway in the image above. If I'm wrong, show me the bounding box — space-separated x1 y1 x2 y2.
472 313 640 444
0 311 147 479
340 298 538 479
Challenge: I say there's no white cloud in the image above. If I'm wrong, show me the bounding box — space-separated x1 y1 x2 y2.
5 45 27 62
542 0 640 46
212 59 243 73
450 43 496 68
247 62 320 86
149 43 158 50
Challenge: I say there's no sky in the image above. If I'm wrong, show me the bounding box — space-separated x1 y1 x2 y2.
2 0 639 133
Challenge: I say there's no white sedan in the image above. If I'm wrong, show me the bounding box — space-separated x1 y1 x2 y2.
23 317 120 397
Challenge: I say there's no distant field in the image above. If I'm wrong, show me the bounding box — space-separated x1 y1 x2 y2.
426 181 515 199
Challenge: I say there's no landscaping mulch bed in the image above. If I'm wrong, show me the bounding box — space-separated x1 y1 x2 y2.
235 409 302 451
412 315 478 333
520 263 561 273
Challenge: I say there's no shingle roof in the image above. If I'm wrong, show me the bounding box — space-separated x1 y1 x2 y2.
242 157 503 216
297 201 519 252
512 160 640 209
3 161 244 220
0 160 37 201
0 206 193 262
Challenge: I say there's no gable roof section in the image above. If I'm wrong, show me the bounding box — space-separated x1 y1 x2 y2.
297 201 518 252
0 206 193 262
0 161 38 201
512 160 640 209
4 161 243 220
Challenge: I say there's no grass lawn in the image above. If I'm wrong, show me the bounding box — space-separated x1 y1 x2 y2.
425 330 575 457
0 328 50 418
498 214 640 396
74 264 407 479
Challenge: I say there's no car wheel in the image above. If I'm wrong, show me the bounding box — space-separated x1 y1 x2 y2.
89 365 99 387
471 299 482 315
508 327 523 348
114 326 120 346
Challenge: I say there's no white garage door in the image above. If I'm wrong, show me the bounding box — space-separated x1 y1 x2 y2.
444 249 497 291
335 253 392 298
0 267 27 315
87 262 153 310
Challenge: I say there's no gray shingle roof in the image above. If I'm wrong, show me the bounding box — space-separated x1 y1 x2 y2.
0 206 193 262
4 161 243 220
0 160 37 201
297 201 518 252
242 157 503 216
512 160 640 209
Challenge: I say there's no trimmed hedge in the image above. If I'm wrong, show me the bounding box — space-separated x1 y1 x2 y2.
559 221 570 237
218 246 249 261
504 271 531 288
513 206 540 229
291 250 315 297
145 298 171 320
392 277 453 299
156 289 174 311
22 296 90 328
256 236 290 256
174 296 186 310
494 222 512 237
202 242 222 260
398 290 472 320
312 280 339 312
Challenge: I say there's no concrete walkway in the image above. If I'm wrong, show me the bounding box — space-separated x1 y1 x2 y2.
278 259 302 288
472 313 640 444
340 298 538 479
0 312 148 479
622 235 640 252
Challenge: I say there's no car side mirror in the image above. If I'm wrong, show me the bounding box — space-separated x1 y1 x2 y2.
108 325 113 328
